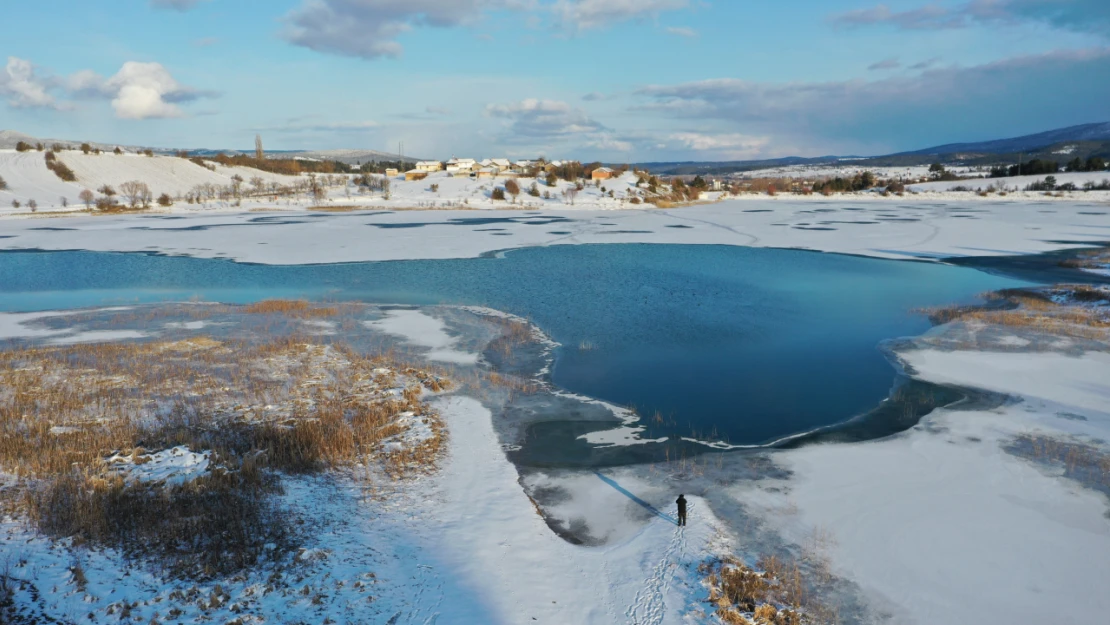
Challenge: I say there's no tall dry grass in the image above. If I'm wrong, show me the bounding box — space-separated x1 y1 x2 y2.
703 553 836 625
0 334 450 577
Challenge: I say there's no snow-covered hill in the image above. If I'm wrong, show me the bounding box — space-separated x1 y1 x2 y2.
0 150 302 208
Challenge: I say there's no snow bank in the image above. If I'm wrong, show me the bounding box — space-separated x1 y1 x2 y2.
910 170 1110 192
106 446 211 486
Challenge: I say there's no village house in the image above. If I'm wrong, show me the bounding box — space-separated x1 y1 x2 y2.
446 158 477 176
415 160 443 172
405 169 429 181
591 167 614 181
384 168 399 177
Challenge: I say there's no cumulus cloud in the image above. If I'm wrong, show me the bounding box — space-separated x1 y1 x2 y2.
635 47 1110 153
486 98 606 140
830 0 1110 36
552 0 689 31
282 0 525 60
0 57 60 109
150 0 209 10
70 62 214 119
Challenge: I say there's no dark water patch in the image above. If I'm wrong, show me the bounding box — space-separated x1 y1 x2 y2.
665 225 694 229
743 209 773 213
475 228 507 232
1079 212 1108 216
841 207 865 211
818 221 879 225
876 218 921 222
792 227 837 231
548 231 572 235
491 232 513 236
27 227 76 231
598 230 654 235
948 244 1110 285
952 215 979 219
371 223 426 229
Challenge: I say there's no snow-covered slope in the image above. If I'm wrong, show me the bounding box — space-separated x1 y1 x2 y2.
0 150 302 208
57 152 300 197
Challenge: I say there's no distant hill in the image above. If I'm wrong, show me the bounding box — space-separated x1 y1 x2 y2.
635 122 1110 175
897 122 1110 157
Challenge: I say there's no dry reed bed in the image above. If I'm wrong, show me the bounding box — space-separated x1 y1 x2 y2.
0 327 452 577
703 554 837 625
920 287 1110 342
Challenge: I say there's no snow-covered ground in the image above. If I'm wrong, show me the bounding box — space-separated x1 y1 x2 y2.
733 163 981 181
2 198 1109 266
0 149 300 211
910 170 1110 193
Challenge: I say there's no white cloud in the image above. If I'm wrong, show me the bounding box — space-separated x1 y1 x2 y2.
0 57 60 109
63 62 214 120
666 132 770 154
552 0 689 31
282 0 524 60
486 98 605 140
635 47 1110 154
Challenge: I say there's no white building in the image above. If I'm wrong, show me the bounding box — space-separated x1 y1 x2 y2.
415 161 443 172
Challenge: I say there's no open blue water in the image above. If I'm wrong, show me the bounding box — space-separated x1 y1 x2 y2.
0 245 1030 445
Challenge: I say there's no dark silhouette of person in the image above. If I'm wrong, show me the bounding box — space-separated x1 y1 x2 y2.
676 494 687 527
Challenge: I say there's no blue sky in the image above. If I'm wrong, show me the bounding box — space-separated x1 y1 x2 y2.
2 0 1108 160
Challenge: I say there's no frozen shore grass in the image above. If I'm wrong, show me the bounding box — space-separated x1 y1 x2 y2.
0 309 452 577
919 284 1110 343
702 551 839 625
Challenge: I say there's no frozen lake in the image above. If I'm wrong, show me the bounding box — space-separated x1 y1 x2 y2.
0 244 1030 446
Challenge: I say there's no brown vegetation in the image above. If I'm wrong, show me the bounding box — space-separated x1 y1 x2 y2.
703 554 835 624
919 287 1110 341
0 326 451 577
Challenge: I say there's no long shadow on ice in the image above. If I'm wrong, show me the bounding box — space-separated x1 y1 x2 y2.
594 472 678 526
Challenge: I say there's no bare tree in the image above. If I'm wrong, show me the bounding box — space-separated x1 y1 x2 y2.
60 196 68 208
255 134 264 160
79 189 95 209
230 174 244 198
564 187 579 206
504 179 521 202
0 175 6 190
119 181 152 208
250 176 265 194
27 199 37 212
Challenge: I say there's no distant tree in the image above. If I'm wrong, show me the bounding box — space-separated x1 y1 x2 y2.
80 143 91 154
11 200 20 209
691 175 707 189
35 143 44 151
0 175 6 190
113 147 123 155
1045 175 1057 190
15 141 32 152
98 184 117 198
504 179 521 200
1067 157 1084 172
119 180 151 208
255 134 265 160
1086 156 1106 172
52 143 64 152
928 163 946 179
79 189 95 209
143 149 154 157
157 193 173 207
564 187 579 205
27 199 37 212
528 182 540 197
491 187 506 201
230 174 244 197
546 173 557 187
60 196 68 207
250 176 266 193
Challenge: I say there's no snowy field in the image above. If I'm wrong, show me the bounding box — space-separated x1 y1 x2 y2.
2 197 1109 266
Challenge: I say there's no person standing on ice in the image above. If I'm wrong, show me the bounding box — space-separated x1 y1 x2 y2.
676 494 688 527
